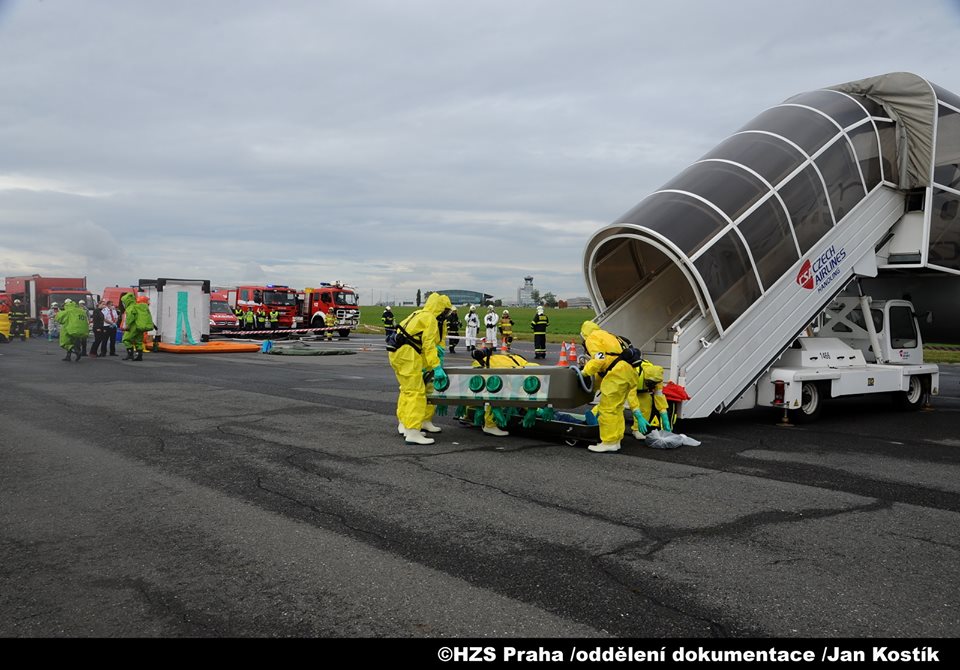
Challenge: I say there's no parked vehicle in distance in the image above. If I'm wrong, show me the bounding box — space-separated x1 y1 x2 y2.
209 290 239 333
298 282 360 338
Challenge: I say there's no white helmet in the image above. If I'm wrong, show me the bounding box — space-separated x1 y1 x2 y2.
469 305 476 312
64 298 74 304
487 305 495 312
536 306 544 314
385 305 392 310
51 302 59 308
77 300 85 307
502 309 509 316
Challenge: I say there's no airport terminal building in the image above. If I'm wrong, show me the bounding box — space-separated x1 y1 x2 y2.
434 290 493 306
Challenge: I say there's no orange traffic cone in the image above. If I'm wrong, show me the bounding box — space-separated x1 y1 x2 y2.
567 340 578 365
500 337 508 353
557 341 569 367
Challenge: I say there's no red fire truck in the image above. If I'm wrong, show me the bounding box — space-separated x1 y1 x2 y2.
209 290 239 332
5 275 97 333
297 282 360 338
225 284 298 328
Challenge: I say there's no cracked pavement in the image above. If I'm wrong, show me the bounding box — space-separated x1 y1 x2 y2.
1 335 958 637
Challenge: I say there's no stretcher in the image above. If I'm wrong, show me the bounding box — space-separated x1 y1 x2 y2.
427 364 595 409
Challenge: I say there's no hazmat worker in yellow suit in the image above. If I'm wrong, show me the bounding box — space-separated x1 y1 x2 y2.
389 292 452 445
579 321 640 453
470 346 540 437
631 360 671 438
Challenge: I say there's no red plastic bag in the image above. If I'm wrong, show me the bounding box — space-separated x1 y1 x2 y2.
663 381 691 402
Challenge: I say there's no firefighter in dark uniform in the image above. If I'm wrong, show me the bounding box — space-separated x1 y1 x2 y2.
531 305 549 359
324 310 336 341
382 306 396 341
447 307 461 354
9 299 27 341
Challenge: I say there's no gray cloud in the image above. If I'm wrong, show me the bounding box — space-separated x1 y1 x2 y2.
1 0 958 303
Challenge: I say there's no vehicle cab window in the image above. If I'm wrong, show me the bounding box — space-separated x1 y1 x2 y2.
889 305 918 348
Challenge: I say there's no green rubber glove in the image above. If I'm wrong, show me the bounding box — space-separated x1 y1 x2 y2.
432 366 447 387
491 407 508 428
521 408 538 429
436 345 445 365
633 410 651 434
659 410 672 432
435 404 448 416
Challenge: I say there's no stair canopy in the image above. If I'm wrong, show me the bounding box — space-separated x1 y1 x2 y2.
584 72 960 340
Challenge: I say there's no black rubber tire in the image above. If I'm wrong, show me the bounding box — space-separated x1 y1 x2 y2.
338 329 350 338
788 381 823 424
893 375 925 411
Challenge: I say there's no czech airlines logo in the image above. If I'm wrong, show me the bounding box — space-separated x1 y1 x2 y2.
796 245 847 293
796 260 814 290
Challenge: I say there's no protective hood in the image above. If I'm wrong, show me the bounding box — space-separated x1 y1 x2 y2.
423 292 451 317
120 293 136 309
580 320 600 339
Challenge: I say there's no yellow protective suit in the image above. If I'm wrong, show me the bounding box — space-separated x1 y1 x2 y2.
471 351 538 428
390 293 451 431
581 321 639 445
633 360 669 431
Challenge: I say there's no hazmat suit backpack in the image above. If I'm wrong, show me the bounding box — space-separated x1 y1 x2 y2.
64 304 90 339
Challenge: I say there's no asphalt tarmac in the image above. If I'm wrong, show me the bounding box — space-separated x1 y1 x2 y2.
1 334 958 637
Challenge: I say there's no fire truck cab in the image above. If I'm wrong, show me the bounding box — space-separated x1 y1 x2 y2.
226 285 298 328
298 282 360 338
209 290 239 332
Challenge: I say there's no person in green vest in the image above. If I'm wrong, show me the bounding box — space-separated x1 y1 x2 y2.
243 308 256 334
269 309 279 330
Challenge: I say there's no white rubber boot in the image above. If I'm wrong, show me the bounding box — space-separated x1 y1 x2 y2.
398 422 405 435
680 434 702 446
421 420 442 434
404 427 435 445
587 442 621 453
632 430 644 440
482 425 509 437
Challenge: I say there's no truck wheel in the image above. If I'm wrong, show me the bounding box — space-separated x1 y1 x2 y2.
788 381 822 423
893 375 925 411
338 329 350 339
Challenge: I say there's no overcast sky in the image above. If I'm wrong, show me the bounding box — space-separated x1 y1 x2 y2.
1 0 958 305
